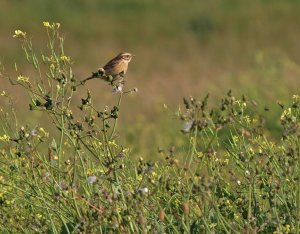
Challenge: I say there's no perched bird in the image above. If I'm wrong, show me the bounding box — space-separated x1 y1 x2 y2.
80 52 134 85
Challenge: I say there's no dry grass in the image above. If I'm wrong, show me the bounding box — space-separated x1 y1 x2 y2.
1 0 300 155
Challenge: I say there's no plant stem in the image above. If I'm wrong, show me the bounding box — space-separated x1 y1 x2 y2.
109 92 123 141
297 136 300 233
58 86 65 188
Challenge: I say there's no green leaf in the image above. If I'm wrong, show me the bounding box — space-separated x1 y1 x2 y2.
51 138 57 152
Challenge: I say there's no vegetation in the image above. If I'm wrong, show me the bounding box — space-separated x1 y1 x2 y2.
0 23 300 233
1 0 300 157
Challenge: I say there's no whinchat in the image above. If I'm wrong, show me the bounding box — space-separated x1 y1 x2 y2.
81 52 134 85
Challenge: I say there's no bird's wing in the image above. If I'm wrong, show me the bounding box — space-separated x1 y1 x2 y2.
102 57 119 71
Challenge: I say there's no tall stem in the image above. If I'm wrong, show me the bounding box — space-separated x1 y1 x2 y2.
57 86 65 191
297 136 300 233
109 92 123 141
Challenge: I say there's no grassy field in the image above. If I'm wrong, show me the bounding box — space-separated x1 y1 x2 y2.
1 0 300 156
1 1 300 232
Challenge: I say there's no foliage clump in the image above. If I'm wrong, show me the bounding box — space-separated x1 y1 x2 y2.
0 23 300 233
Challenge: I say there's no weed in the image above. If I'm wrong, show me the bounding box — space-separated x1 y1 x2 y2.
0 23 300 233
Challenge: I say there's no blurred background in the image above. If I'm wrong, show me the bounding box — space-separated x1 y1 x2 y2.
1 0 300 157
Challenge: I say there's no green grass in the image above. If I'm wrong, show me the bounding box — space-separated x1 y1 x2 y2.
1 2 300 157
0 23 300 232
1 3 300 230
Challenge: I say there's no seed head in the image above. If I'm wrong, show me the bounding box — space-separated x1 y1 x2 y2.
159 209 165 222
182 202 189 215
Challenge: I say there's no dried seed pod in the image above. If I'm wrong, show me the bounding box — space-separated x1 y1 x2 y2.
182 202 189 215
159 209 165 222
137 214 146 226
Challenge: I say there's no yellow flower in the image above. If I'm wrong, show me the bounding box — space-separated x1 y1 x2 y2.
173 159 179 165
196 151 203 158
284 224 291 233
292 95 299 102
17 75 30 83
137 175 143 181
60 55 70 63
66 109 73 116
98 168 104 174
87 169 94 175
0 134 10 142
13 30 26 38
108 140 117 147
209 223 217 229
43 21 51 28
223 158 229 165
50 63 55 70
5 199 15 205
243 116 251 124
38 127 49 137
43 22 60 29
281 108 292 121
123 148 130 153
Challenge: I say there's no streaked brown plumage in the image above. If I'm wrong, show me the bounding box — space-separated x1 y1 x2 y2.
80 52 134 85
103 52 133 77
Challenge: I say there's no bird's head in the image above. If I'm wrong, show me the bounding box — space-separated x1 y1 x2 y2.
118 52 134 63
